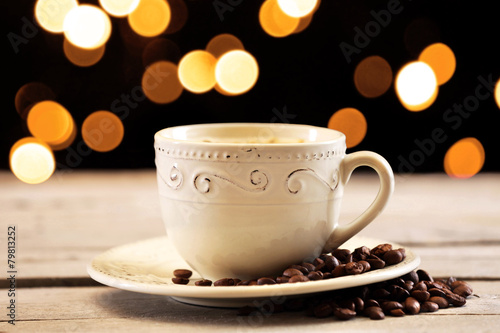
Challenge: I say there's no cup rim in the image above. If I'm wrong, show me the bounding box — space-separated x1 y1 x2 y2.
154 123 346 147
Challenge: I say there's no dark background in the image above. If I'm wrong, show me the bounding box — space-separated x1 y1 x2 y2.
2 0 499 174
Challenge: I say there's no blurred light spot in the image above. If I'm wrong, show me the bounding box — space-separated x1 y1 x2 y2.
293 13 313 34
259 0 300 38
15 82 56 120
10 137 55 184
63 5 112 49
63 38 106 67
164 0 188 34
215 50 259 95
178 50 217 93
277 0 318 18
142 61 183 103
99 0 140 17
142 38 181 67
327 107 367 148
395 61 438 112
403 18 441 57
128 0 171 37
495 78 500 109
419 43 456 85
206 34 244 59
354 55 393 98
27 100 76 150
35 0 78 33
444 137 485 179
82 111 124 152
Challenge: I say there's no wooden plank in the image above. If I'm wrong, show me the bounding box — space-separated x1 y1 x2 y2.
1 171 499 281
2 282 499 332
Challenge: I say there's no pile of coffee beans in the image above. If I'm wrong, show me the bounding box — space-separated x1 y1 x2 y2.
172 243 407 287
171 243 474 320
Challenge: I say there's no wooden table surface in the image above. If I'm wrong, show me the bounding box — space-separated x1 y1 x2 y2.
1 170 499 332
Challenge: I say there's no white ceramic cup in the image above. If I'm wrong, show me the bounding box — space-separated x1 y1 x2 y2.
154 123 394 280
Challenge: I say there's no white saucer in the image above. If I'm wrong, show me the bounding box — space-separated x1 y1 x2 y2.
87 236 420 308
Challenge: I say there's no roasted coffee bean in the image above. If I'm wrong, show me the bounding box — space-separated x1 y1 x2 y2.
324 255 340 271
420 301 439 313
289 275 310 283
389 285 410 301
402 270 419 284
338 299 356 312
333 307 356 320
313 303 333 318
427 280 450 290
276 276 290 284
381 301 403 313
417 269 434 282
289 264 309 275
365 299 380 308
173 269 193 279
446 276 457 287
314 262 327 272
345 262 364 275
353 246 371 261
172 277 189 285
214 278 236 286
428 288 447 298
322 272 333 279
389 309 405 317
404 281 414 292
332 249 351 262
236 280 252 286
364 306 385 320
307 271 323 281
371 243 392 257
452 281 473 297
195 279 212 286
413 281 428 292
257 277 276 285
411 290 430 302
313 257 324 266
358 260 371 273
366 258 385 270
403 297 420 315
383 250 404 265
283 268 303 277
443 289 467 307
301 262 316 273
352 297 364 312
331 264 347 277
429 296 449 309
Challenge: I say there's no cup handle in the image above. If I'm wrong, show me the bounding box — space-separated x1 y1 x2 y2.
323 151 394 252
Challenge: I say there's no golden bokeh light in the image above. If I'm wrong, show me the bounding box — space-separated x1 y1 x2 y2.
99 0 140 17
327 107 367 148
63 4 112 49
259 0 300 38
419 43 456 85
395 61 438 111
63 38 106 67
215 50 259 95
35 0 78 33
277 0 318 18
10 137 55 185
444 137 485 179
206 34 245 59
495 78 500 109
128 0 171 37
15 82 56 120
27 100 76 150
354 55 393 98
82 111 124 152
142 61 183 104
178 50 217 93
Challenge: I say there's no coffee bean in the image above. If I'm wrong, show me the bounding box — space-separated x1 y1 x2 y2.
417 269 434 282
301 262 316 273
364 306 385 320
313 257 324 266
420 301 439 313
276 276 290 284
289 275 310 283
358 260 371 273
403 297 420 315
389 308 405 317
313 303 333 318
389 285 410 301
365 299 380 308
307 271 323 281
383 250 404 265
404 281 415 292
324 255 340 271
429 296 449 309
331 264 347 277
352 297 364 312
195 279 212 286
257 277 276 285
172 277 189 285
402 270 419 284
452 281 473 297
353 246 371 261
411 290 430 302
214 278 236 286
413 281 428 292
443 289 467 307
428 288 447 298
381 301 403 313
283 268 303 277
332 249 351 262
366 258 386 270
345 262 364 275
371 243 392 257
333 307 356 320
446 276 457 287
289 264 309 275
173 269 193 279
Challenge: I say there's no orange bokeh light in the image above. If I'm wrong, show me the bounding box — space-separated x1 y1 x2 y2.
328 108 367 148
444 137 485 179
277 0 318 18
82 111 124 152
206 34 245 59
63 38 106 67
215 50 259 95
495 78 500 109
10 137 55 184
63 4 112 50
178 50 217 93
99 0 140 17
128 0 171 37
259 0 300 38
35 0 78 33
395 61 438 112
142 61 183 104
419 43 456 86
354 55 393 98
